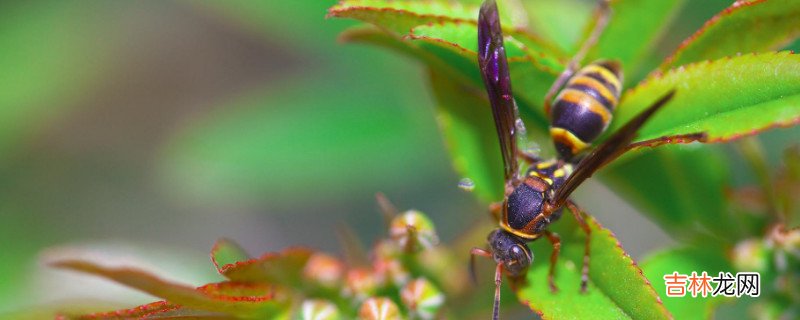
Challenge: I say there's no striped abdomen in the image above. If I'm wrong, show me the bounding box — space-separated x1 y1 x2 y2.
549 60 623 160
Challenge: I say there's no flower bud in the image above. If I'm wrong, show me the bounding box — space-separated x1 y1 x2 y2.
301 299 340 320
358 297 401 320
342 268 378 301
389 210 439 252
401 278 444 320
732 238 770 272
372 240 410 286
303 253 345 288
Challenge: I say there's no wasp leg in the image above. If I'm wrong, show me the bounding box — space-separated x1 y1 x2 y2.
544 62 578 115
489 202 503 223
492 262 504 320
543 230 561 293
505 179 518 198
517 148 542 164
470 247 493 284
566 200 592 293
470 247 503 320
543 0 611 115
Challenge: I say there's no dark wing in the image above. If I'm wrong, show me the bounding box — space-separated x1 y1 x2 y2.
551 90 676 209
478 0 519 183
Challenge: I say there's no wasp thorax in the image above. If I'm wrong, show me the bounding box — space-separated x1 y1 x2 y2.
487 229 533 276
506 179 546 230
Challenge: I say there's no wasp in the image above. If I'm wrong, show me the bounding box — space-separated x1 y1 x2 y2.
470 1 698 319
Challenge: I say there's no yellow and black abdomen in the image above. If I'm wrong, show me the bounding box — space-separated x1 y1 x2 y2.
549 60 623 160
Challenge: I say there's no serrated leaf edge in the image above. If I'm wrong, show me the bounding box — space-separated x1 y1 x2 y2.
218 247 313 275
589 218 672 319
326 3 477 29
623 51 800 144
329 2 566 66
210 237 252 275
406 21 563 75
660 0 798 69
61 300 178 320
521 216 671 320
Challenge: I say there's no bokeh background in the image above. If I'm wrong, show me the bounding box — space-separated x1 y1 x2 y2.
1 0 797 315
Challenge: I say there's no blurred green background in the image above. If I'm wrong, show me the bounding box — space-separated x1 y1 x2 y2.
1 0 796 314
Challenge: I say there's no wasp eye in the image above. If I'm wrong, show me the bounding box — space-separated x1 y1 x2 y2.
504 244 532 276
511 245 531 264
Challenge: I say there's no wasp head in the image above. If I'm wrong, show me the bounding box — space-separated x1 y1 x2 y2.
487 229 532 276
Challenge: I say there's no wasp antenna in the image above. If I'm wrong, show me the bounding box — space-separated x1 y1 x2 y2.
493 263 504 320
470 253 479 285
470 247 493 285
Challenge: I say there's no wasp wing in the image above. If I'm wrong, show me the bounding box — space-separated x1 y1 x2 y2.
478 0 519 184
551 90 677 209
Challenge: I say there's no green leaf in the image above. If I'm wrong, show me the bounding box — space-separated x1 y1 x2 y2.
131 307 244 319
332 0 569 112
219 248 313 287
405 21 559 126
406 23 563 115
51 260 288 318
518 214 670 319
328 0 477 34
522 0 594 53
611 52 800 144
409 21 565 72
459 0 532 29
663 0 800 70
427 70 503 202
336 3 800 243
596 52 800 242
328 0 527 34
587 0 687 85
57 301 194 320
341 27 558 202
337 8 567 80
781 146 800 228
600 145 738 241
639 246 732 320
211 238 252 274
